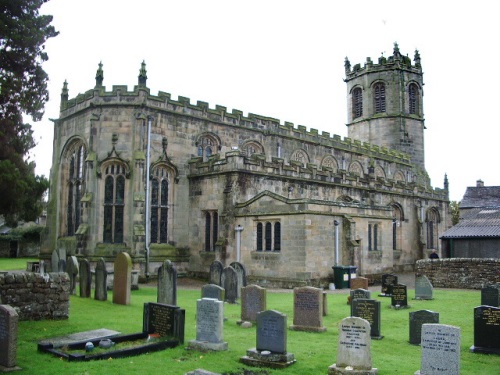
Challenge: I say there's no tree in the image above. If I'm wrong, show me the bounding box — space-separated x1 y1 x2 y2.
0 0 58 226
450 200 460 226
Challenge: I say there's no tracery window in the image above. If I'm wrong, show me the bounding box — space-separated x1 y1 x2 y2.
409 83 419 115
151 166 170 244
204 211 219 251
197 134 219 161
242 141 264 157
374 82 386 113
352 87 363 118
66 142 86 236
256 220 281 251
103 163 126 243
321 156 338 172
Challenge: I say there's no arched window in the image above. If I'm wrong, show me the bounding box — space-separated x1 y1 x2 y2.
151 166 170 244
65 142 86 236
409 83 419 115
392 204 404 251
197 134 220 161
242 141 264 157
352 87 363 118
426 208 440 249
374 82 386 113
103 163 126 243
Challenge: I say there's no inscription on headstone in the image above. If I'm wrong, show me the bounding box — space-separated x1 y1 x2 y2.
0 304 19 370
290 286 326 332
209 260 223 286
241 285 266 322
391 284 409 308
380 274 398 296
143 302 185 343
79 258 91 298
113 252 132 305
416 324 461 375
157 260 177 306
350 288 371 315
188 298 227 351
481 285 500 307
351 299 383 339
414 275 433 300
409 310 439 345
470 305 500 355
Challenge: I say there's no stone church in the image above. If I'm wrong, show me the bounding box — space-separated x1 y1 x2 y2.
42 43 451 287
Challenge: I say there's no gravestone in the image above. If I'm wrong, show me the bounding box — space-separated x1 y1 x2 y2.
391 284 409 309
222 266 238 304
58 259 66 272
414 275 434 300
481 285 500 307
230 261 247 297
415 324 461 375
350 277 369 290
143 302 185 343
409 310 439 345
66 256 79 295
0 304 20 371
470 305 500 354
289 286 326 332
201 284 225 301
328 317 378 375
240 310 296 369
113 252 132 305
79 259 91 298
209 260 223 286
94 258 108 301
188 298 227 351
240 284 266 323
380 274 398 296
351 299 383 339
51 250 59 272
350 288 371 315
323 291 328 316
157 260 177 306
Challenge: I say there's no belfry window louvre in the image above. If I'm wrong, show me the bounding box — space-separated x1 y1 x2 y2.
374 83 386 113
352 87 363 118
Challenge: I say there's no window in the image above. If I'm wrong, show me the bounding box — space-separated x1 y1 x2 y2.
65 143 86 236
204 211 219 251
103 163 126 243
374 83 386 113
242 141 264 157
256 220 281 251
409 83 419 115
368 223 379 251
151 167 170 244
426 208 440 249
352 87 363 118
197 134 219 161
392 204 404 251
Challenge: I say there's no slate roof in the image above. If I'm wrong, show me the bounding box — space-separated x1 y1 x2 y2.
460 186 500 208
441 207 500 239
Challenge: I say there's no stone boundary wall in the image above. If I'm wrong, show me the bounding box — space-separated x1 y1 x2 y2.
0 272 69 320
415 258 500 289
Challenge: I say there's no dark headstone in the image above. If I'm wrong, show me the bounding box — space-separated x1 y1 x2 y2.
289 286 326 332
409 310 439 345
66 256 79 295
350 288 371 315
415 275 433 300
417 324 461 375
188 298 227 351
230 261 247 297
391 284 409 308
201 284 225 301
143 302 185 344
79 259 91 298
51 250 59 272
241 285 266 322
481 285 500 307
113 252 132 305
380 273 398 296
350 277 369 290
470 305 500 354
94 258 108 301
158 260 177 305
209 260 223 286
222 266 238 304
351 299 383 339
0 304 19 370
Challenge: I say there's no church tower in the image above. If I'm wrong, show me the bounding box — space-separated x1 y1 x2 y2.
344 43 426 171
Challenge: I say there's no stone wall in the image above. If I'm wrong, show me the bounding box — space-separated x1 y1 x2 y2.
415 258 500 289
0 272 69 320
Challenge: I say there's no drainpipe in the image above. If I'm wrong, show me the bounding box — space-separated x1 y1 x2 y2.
145 116 153 279
334 220 340 265
235 224 244 262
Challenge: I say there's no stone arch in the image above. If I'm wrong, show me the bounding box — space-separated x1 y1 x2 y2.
196 132 221 161
321 155 338 172
290 149 310 166
394 170 405 182
241 140 265 157
374 165 386 179
348 161 364 176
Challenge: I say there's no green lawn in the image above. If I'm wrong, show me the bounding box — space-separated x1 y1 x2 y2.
0 257 39 271
10 279 499 375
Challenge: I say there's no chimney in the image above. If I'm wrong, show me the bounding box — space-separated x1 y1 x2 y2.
476 179 484 187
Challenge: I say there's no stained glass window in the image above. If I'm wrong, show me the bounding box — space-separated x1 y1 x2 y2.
103 164 125 243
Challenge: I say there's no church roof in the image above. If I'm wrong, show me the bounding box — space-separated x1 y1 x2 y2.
441 207 500 239
460 186 500 208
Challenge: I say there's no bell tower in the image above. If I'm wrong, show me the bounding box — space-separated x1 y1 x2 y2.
344 43 426 171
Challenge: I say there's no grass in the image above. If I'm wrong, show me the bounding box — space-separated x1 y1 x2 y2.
3 258 500 374
0 257 39 271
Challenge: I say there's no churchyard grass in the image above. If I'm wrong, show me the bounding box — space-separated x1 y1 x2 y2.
0 257 38 271
12 281 500 374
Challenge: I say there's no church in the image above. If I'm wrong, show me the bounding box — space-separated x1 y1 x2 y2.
42 43 451 287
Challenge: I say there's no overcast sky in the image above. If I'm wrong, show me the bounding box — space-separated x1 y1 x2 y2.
33 0 500 202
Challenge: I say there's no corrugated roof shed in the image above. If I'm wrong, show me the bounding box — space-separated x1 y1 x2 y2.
441 207 500 238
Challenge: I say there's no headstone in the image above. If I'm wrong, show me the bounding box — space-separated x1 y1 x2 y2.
0 304 20 371
66 256 79 295
351 299 383 339
222 266 238 304
209 260 223 286
230 261 247 297
201 284 225 301
350 277 369 290
414 275 434 300
94 257 108 301
143 302 185 344
157 260 177 305
328 317 378 375
58 258 66 272
481 285 500 307
350 288 371 315
185 370 221 375
415 324 461 375
391 284 409 309
51 250 59 272
289 286 326 332
188 298 227 351
240 310 296 369
113 252 132 305
240 285 266 323
323 291 328 316
79 258 91 298
470 305 500 354
409 310 439 345
380 273 398 296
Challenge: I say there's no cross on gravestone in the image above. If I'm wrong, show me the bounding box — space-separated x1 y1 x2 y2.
470 305 500 355
209 260 223 286
240 285 266 323
66 256 79 295
157 260 177 306
481 285 500 307
201 284 225 301
94 258 108 301
0 304 20 370
380 274 398 296
229 261 247 298
188 298 227 351
79 259 91 298
328 317 378 375
351 299 383 339
409 310 439 345
143 302 185 344
391 284 409 309
289 286 326 332
416 324 461 375
350 277 369 290
414 275 434 300
113 252 132 305
222 266 238 304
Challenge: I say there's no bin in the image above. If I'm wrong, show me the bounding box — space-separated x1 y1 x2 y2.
332 265 358 289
